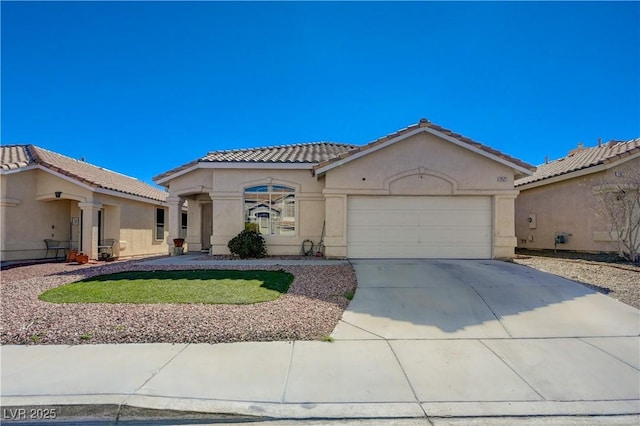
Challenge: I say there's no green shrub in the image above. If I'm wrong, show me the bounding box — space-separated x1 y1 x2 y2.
228 229 267 259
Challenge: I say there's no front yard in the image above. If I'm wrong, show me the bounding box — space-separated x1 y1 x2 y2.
0 260 357 345
39 270 294 304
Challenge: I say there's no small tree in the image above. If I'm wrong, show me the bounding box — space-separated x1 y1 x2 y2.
592 169 640 263
228 229 267 259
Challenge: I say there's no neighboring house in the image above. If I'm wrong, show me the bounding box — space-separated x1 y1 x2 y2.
154 119 534 259
515 138 640 256
0 145 169 262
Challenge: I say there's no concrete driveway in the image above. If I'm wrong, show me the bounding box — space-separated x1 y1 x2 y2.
331 259 640 415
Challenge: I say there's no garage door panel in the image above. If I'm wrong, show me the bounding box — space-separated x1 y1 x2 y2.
348 196 492 259
350 228 420 244
418 228 490 244
352 211 420 227
418 212 489 228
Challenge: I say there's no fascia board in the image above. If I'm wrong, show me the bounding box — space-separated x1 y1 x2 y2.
516 151 640 191
0 164 38 175
198 162 314 170
516 164 607 191
39 166 166 206
315 128 424 175
154 164 200 186
423 127 534 176
94 187 167 206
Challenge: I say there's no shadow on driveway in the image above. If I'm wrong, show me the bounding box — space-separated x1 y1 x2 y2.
337 259 640 339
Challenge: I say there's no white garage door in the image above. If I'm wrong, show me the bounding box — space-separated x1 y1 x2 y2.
347 196 492 259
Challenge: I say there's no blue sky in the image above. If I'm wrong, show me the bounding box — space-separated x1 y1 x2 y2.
2 1 639 186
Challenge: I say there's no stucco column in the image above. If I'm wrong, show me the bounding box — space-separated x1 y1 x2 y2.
167 196 184 255
323 194 347 258
493 194 518 258
78 202 102 260
185 200 203 252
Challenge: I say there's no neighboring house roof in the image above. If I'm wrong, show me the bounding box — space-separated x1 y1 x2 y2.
1 144 167 203
153 142 357 183
314 118 536 177
154 119 534 185
515 138 640 188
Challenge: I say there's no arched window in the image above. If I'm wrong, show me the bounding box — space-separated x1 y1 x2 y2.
244 185 295 236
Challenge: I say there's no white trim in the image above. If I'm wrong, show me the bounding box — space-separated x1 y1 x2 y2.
154 164 200 186
0 164 38 175
1 165 165 204
516 152 640 191
32 166 166 206
315 127 533 177
94 187 166 206
204 162 314 170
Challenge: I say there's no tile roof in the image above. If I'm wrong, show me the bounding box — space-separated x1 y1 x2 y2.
1 145 167 203
153 142 358 182
515 138 640 187
202 142 358 163
313 118 536 175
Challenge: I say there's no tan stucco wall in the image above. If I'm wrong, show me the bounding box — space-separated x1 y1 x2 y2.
322 133 520 258
161 132 523 258
515 158 639 253
1 168 167 262
1 170 75 260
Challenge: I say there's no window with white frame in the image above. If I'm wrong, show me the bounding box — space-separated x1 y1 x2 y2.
244 185 295 236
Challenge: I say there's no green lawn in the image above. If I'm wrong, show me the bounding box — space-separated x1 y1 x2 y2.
39 270 294 304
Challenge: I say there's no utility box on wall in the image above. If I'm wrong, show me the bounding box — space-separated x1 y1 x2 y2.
528 213 537 229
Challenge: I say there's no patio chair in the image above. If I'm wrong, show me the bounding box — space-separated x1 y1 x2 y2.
44 239 67 259
98 239 116 260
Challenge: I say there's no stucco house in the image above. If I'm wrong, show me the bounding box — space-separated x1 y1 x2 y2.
154 119 534 259
515 138 640 257
1 145 169 262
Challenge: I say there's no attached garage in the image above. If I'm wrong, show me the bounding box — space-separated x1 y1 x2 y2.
347 196 492 258
156 118 534 259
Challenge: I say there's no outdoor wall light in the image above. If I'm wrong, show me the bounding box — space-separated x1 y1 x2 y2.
55 191 62 198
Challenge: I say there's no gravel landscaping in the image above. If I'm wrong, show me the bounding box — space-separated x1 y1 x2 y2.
0 259 357 345
2 252 637 346
513 252 640 310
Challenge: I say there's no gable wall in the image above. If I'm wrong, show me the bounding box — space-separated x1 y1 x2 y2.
322 132 520 258
515 157 640 253
324 133 515 193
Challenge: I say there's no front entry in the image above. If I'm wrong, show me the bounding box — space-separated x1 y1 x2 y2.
201 202 212 251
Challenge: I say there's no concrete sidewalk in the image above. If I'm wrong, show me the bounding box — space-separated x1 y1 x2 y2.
1 258 639 422
2 337 639 420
